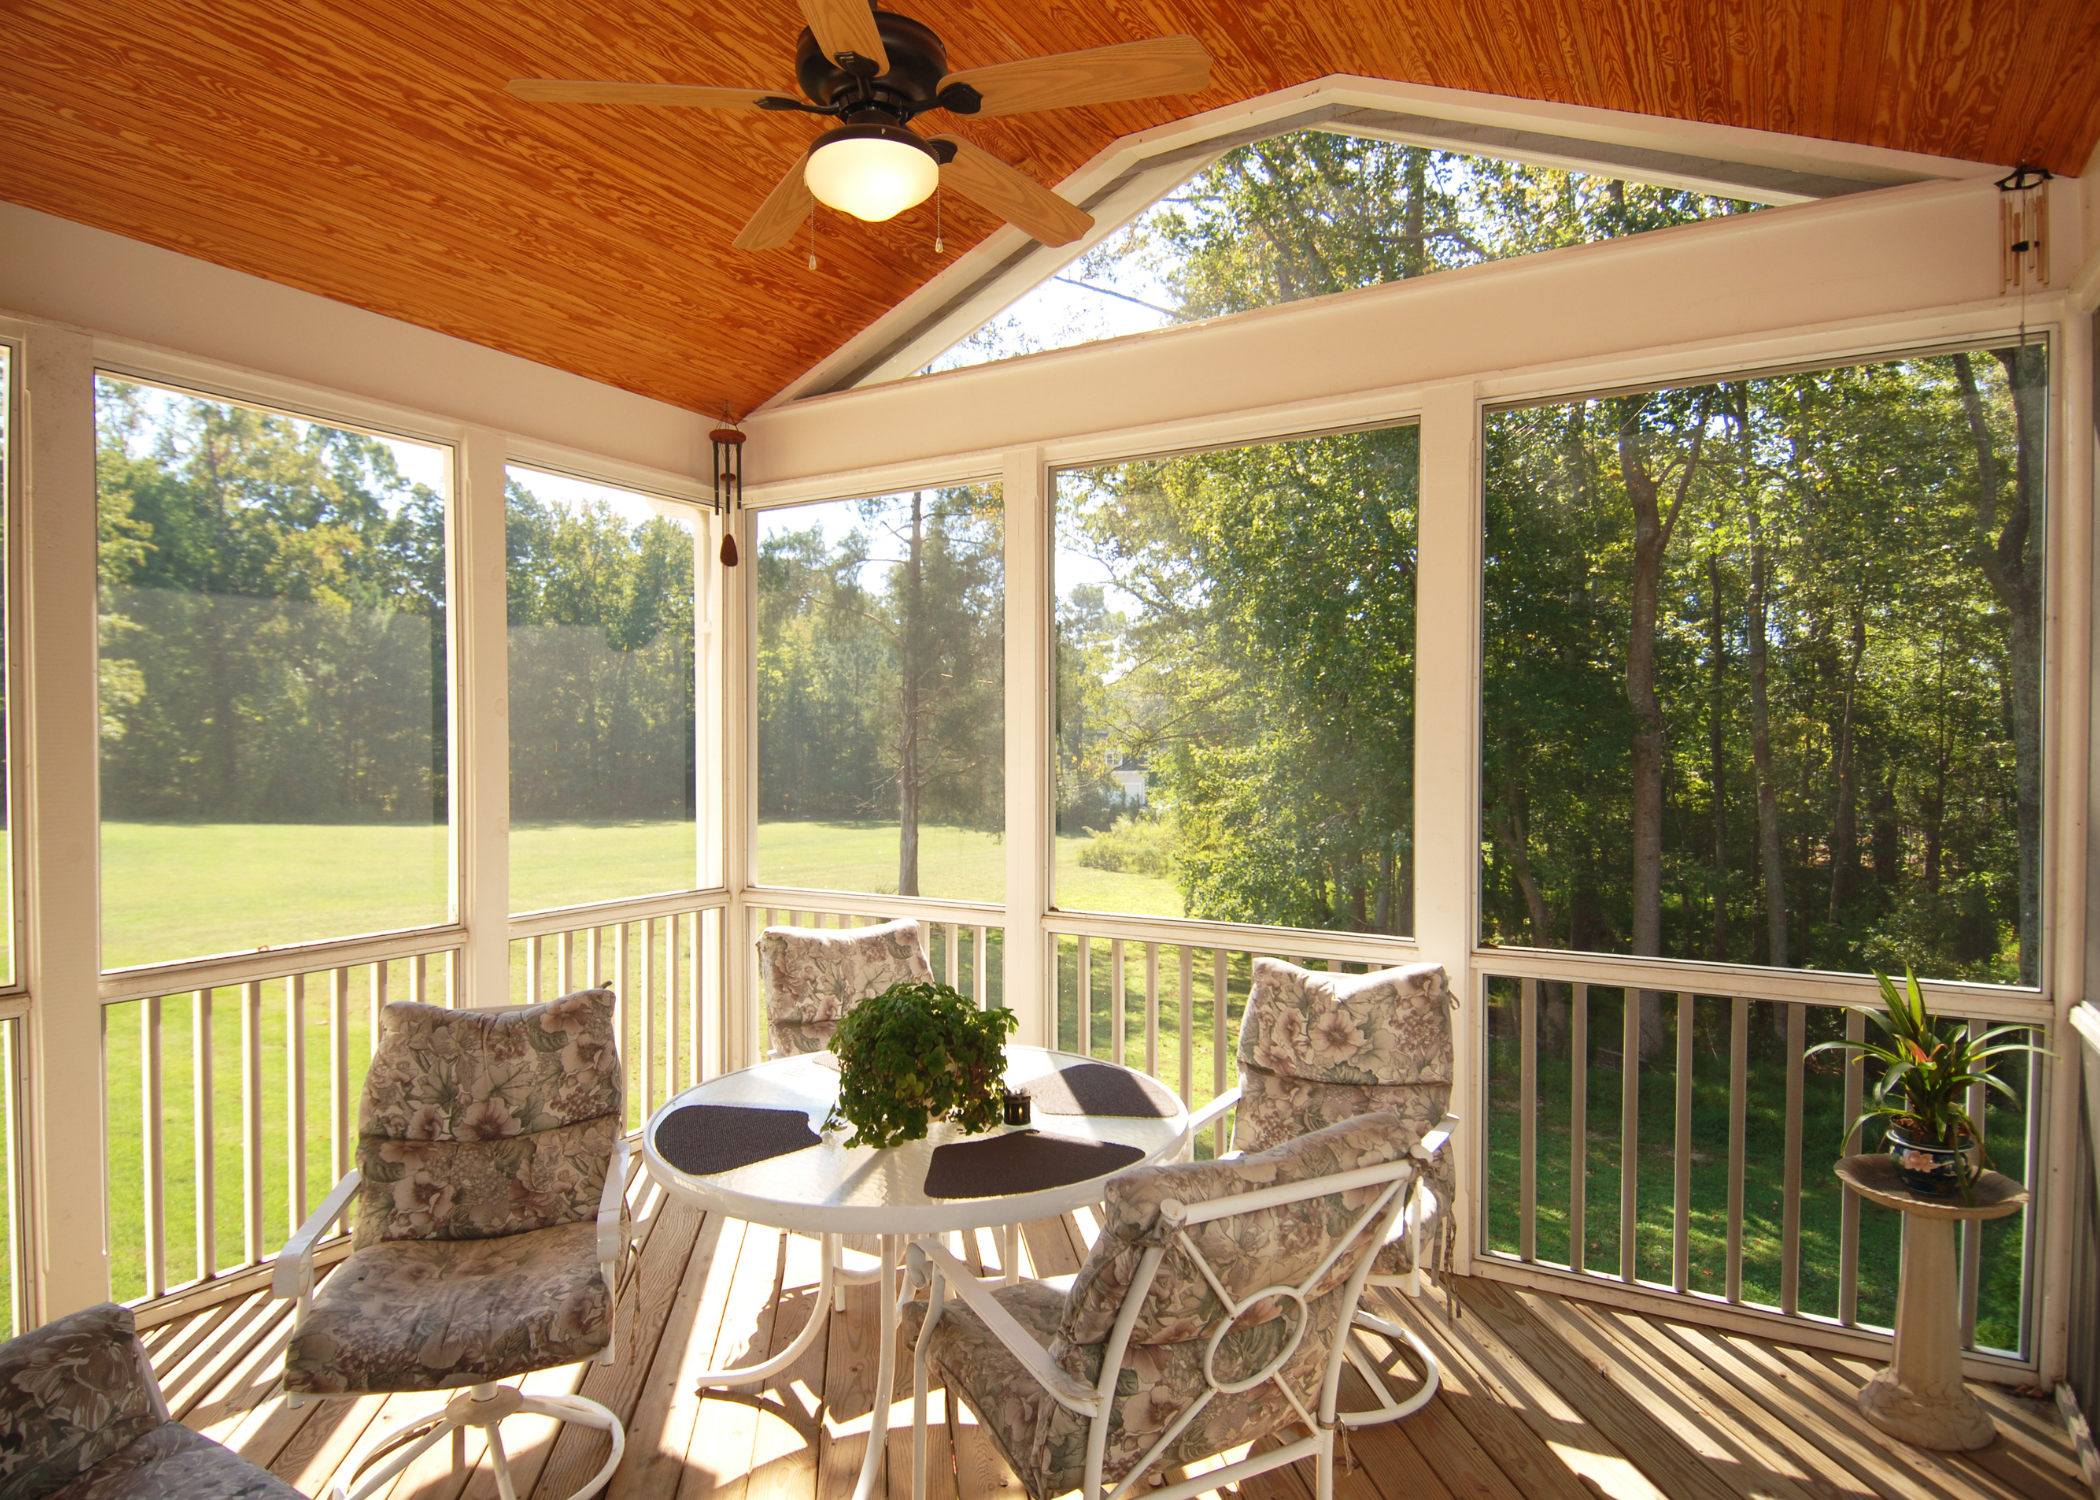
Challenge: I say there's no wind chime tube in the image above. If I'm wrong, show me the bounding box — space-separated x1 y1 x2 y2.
709 421 744 567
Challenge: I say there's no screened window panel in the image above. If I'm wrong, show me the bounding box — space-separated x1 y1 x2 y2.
94 376 451 968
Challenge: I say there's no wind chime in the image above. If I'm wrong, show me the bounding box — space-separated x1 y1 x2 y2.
709 413 744 566
1995 163 2051 345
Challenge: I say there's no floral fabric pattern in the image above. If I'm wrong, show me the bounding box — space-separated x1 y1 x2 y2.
756 921 932 1057
46 1424 302 1500
1062 1113 1407 1346
283 1219 613 1395
906 1114 1406 1500
0 1305 164 1500
354 1113 619 1246
359 990 622 1142
1238 958 1453 1087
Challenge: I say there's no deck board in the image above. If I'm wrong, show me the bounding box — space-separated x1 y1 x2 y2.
144 1214 2077 1500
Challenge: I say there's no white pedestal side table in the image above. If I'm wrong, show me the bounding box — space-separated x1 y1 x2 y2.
1834 1154 2027 1451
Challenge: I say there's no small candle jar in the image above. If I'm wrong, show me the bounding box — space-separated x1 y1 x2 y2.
1002 1089 1032 1127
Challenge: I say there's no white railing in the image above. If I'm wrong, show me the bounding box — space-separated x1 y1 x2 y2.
742 888 1005 1070
1044 910 1420 1160
102 890 733 1318
1474 947 2050 1371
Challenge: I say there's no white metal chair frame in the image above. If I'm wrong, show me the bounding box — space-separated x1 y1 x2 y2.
274 1138 632 1500
906 1153 1418 1500
1186 1091 1454 1428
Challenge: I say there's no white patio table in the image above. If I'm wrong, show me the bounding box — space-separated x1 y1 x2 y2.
640 1044 1190 1500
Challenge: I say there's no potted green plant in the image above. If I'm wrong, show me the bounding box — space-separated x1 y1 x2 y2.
825 980 1018 1150
1808 967 2051 1199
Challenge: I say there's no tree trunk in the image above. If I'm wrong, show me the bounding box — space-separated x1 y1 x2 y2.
1748 516 1788 969
1619 405 1705 1057
1707 546 1729 960
897 490 925 897
1489 785 1566 1047
1826 603 1865 930
1952 348 2045 985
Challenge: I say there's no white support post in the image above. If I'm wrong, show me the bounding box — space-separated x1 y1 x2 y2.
458 428 510 1007
696 508 726 1078
1001 447 1050 1047
1413 382 1482 1275
723 504 754 1069
19 322 111 1317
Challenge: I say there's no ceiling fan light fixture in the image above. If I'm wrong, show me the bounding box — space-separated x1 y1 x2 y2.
804 123 941 222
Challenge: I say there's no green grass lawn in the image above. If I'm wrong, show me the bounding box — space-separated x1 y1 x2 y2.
1480 983 2032 1354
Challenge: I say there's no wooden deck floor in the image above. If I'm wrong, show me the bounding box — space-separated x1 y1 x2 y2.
139 1172 2086 1500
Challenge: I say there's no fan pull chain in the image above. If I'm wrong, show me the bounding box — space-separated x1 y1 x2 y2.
808 209 818 271
934 183 943 255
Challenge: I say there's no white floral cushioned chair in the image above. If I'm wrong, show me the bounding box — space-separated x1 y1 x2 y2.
757 917 933 1057
900 1114 1419 1500
273 989 630 1500
0 1301 304 1500
1184 957 1459 1430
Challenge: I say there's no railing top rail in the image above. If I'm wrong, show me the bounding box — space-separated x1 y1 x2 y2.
743 886 1005 925
1476 944 2052 1021
508 887 730 937
99 927 465 1005
1043 908 1421 965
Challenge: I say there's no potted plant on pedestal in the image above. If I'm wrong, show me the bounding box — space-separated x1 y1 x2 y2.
1809 967 2051 1199
826 980 1018 1150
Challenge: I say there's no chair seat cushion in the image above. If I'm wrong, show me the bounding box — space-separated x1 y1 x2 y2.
0 1304 164 1500
46 1423 302 1500
283 1219 611 1395
903 1280 1352 1500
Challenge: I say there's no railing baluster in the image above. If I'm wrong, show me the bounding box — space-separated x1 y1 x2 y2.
641 917 658 1119
1212 948 1229 1157
1620 988 1641 1284
410 953 427 1006
1727 996 1747 1303
288 974 308 1236
973 926 987 1010
560 928 576 995
1178 945 1194 1105
1143 943 1161 1081
1076 937 1091 1058
1839 1005 1864 1325
1569 982 1587 1275
1959 1016 1985 1349
1110 938 1127 1067
242 980 264 1265
525 934 541 1006
1520 978 1537 1264
1673 991 1693 1294
588 925 603 990
141 995 165 1299
1780 1001 1805 1316
615 923 631 1116
665 916 681 1101
192 989 215 1283
945 923 960 991
330 968 350 1230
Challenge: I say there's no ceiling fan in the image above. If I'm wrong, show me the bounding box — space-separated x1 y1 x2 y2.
506 0 1210 251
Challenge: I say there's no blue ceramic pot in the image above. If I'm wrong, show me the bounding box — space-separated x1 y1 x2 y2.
1887 1121 1980 1196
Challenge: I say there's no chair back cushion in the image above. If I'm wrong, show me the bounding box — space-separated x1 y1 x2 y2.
1061 1112 1408 1348
353 989 622 1247
757 920 932 1056
1230 958 1454 1164
0 1303 163 1500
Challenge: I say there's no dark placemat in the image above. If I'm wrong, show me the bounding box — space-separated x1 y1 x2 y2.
1027 1062 1179 1118
924 1130 1145 1199
656 1104 821 1177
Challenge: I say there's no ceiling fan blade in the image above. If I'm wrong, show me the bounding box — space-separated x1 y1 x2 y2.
733 157 815 252
507 79 796 110
799 0 889 74
939 35 1210 118
931 136 1093 247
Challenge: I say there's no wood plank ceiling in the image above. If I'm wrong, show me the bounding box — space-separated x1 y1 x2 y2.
5 1 2098 418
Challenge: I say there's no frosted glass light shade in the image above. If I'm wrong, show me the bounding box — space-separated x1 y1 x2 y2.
804 129 940 222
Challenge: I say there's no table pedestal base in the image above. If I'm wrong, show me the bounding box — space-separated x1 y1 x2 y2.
1854 1212 1994 1451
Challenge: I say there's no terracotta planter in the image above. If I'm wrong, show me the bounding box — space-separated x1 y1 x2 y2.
1887 1120 1981 1196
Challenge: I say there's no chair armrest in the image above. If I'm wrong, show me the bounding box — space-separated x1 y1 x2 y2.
598 1136 632 1274
911 1242 1101 1416
1416 1112 1457 1160
1186 1086 1241 1138
273 1170 361 1306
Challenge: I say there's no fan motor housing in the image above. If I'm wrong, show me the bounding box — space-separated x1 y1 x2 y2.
796 10 948 114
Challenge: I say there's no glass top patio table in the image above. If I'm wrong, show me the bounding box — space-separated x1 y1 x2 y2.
640 1044 1190 1234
